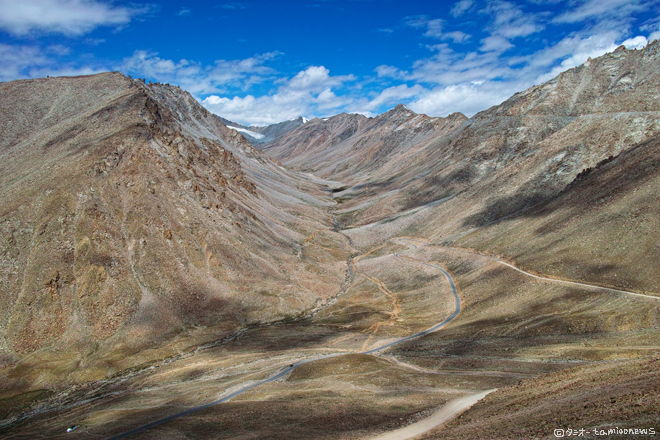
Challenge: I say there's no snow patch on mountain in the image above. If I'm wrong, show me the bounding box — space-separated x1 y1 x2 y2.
230 126 266 140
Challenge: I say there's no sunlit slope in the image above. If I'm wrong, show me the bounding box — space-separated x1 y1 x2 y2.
453 133 660 294
0 72 350 391
274 43 660 296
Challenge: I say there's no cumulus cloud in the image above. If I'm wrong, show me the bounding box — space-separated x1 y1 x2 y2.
201 65 356 125
408 81 519 117
0 0 151 36
621 35 648 50
288 66 355 92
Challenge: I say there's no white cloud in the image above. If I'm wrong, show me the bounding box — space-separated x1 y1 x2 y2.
316 88 348 109
408 81 519 117
532 33 620 83
177 7 192 16
373 19 651 120
119 50 280 95
480 35 514 52
407 47 516 86
47 44 70 55
642 16 660 41
375 65 408 80
0 43 106 81
0 0 150 36
553 0 648 24
201 65 356 125
28 65 107 78
621 35 648 50
444 31 471 43
486 1 544 38
358 84 427 112
405 15 472 43
0 44 47 81
405 16 444 38
288 66 355 92
450 0 473 17
85 38 106 45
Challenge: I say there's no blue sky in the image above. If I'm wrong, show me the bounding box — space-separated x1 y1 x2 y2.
1 0 658 125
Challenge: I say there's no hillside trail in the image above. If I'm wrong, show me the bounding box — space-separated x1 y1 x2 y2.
426 240 660 301
368 389 497 440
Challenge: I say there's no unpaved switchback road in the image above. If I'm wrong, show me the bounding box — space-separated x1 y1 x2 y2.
107 238 464 440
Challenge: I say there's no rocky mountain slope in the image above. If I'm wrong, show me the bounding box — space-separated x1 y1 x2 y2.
260 41 660 294
259 105 467 181
0 73 350 392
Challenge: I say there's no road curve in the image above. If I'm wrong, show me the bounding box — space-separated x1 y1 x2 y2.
107 238 461 440
368 389 496 440
363 239 460 354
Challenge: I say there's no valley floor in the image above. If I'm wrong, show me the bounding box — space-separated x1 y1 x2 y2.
2 178 658 439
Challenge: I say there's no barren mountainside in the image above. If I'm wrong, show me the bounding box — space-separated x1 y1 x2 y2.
0 42 659 440
0 73 349 392
260 43 660 295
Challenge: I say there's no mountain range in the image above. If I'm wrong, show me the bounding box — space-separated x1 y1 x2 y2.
0 42 658 439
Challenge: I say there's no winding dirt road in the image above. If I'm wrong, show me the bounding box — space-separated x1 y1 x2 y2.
430 242 660 301
106 238 465 440
368 389 497 440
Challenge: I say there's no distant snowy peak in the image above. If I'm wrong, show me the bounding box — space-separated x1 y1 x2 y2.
290 116 309 123
229 126 265 140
